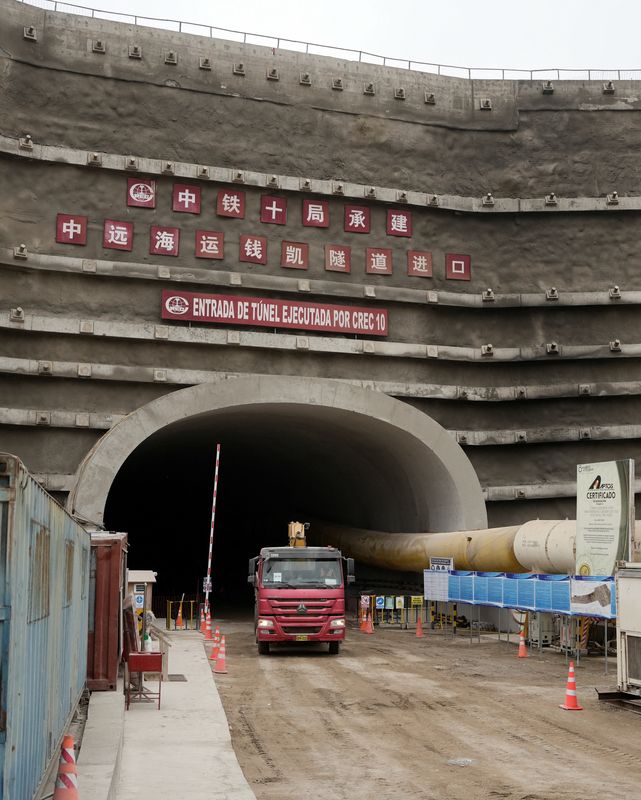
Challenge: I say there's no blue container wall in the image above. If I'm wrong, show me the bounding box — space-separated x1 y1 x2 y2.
0 454 89 800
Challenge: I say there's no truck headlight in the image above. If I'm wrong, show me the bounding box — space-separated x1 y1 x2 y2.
257 619 274 628
330 618 345 628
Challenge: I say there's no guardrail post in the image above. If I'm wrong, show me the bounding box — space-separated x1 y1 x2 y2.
166 600 171 631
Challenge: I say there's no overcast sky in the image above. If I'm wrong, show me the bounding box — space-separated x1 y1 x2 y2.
55 0 639 73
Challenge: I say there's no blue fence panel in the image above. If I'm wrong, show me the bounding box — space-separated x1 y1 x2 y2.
447 573 460 601
534 579 552 611
473 575 488 604
501 575 518 608
459 575 474 602
515 575 536 609
549 579 571 614
484 573 504 606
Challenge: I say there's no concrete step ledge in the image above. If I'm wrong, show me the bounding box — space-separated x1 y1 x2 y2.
78 680 125 800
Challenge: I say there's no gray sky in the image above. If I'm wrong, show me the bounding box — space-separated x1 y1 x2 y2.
65 0 637 73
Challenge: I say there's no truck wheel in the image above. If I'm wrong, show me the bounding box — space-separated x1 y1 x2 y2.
328 641 340 655
258 641 270 655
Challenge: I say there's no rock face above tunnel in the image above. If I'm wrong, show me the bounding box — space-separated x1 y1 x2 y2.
2 0 641 539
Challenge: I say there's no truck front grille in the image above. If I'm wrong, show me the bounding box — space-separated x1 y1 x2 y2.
282 625 322 635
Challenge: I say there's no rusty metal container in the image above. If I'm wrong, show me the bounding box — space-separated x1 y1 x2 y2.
0 453 90 800
87 532 128 691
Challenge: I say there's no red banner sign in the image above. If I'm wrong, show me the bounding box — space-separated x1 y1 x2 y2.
161 290 388 336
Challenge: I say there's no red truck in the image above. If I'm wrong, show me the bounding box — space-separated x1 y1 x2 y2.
248 522 355 655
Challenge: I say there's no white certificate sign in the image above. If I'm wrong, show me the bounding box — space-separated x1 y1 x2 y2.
576 459 634 576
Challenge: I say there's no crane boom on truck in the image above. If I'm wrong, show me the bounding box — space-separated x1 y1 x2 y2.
248 521 355 655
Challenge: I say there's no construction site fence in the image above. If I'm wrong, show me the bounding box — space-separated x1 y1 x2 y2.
156 597 203 630
356 596 461 631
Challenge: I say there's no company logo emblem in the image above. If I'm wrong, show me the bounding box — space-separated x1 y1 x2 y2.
129 182 154 203
296 603 308 615
165 295 189 315
589 475 601 490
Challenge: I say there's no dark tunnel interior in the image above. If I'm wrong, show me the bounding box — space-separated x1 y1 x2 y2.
103 404 437 609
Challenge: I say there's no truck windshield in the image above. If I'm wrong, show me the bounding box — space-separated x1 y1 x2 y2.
262 558 342 588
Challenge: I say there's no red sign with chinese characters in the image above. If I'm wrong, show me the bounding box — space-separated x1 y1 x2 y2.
56 213 88 245
195 230 224 259
239 234 268 264
325 244 351 273
162 290 388 336
127 178 156 208
366 248 393 275
217 189 245 218
344 205 371 233
103 219 133 251
302 199 329 228
260 195 287 225
407 250 432 277
172 184 201 214
280 241 309 269
150 226 180 256
446 253 471 281
386 208 412 237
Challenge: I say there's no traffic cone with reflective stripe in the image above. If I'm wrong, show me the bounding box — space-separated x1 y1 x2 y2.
517 630 528 658
199 607 206 633
363 611 374 635
416 615 424 638
209 627 221 660
176 604 184 630
214 635 228 674
53 734 79 800
560 661 583 710
205 609 213 640
359 610 367 631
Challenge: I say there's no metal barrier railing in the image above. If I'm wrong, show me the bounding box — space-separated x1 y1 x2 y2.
164 598 199 630
17 0 641 82
357 595 460 632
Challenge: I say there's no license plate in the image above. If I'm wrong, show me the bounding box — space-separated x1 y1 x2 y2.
295 634 308 641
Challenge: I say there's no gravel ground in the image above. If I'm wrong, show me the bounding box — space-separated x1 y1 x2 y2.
209 618 641 800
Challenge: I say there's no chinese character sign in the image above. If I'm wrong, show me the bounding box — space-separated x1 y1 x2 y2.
344 205 371 234
216 190 245 219
239 234 268 264
260 195 287 225
127 178 156 208
302 199 329 228
325 245 351 273
280 241 309 269
103 219 133 251
195 230 224 260
386 209 412 237
150 226 180 256
407 250 432 277
366 248 393 275
56 213 88 245
445 253 471 281
172 183 201 214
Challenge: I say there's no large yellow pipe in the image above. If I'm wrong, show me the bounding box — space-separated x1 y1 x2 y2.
310 519 640 574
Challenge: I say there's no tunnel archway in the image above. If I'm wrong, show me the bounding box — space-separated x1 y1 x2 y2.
69 377 486 600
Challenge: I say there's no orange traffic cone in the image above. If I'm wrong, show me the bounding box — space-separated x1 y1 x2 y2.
560 661 583 711
359 610 366 631
205 609 213 641
176 604 184 631
517 630 528 658
53 734 78 800
199 607 206 633
363 611 374 635
209 627 221 660
416 616 424 638
214 635 228 674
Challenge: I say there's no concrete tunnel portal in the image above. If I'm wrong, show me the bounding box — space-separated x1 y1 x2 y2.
69 377 487 605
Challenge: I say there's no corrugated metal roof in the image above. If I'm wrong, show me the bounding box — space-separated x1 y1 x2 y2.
127 569 157 583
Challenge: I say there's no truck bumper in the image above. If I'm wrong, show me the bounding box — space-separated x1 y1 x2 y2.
257 618 346 642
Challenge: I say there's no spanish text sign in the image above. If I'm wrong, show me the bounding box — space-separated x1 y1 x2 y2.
575 459 634 576
162 290 388 336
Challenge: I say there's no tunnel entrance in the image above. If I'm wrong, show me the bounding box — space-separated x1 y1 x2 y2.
71 377 487 609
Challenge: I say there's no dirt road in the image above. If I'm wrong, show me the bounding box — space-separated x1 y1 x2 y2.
210 619 641 800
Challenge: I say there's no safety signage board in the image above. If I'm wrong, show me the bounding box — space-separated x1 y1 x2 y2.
134 593 144 609
424 570 449 601
203 576 212 592
360 595 371 608
395 596 405 609
429 557 454 572
410 595 423 606
375 595 385 609
385 596 395 610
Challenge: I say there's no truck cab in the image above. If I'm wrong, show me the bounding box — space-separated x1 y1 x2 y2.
248 539 355 655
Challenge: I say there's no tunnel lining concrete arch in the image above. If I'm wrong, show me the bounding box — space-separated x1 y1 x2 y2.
68 376 487 532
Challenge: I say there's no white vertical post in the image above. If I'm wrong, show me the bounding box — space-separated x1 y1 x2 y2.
205 444 221 615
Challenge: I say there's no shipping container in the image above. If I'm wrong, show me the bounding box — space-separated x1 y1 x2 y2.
0 454 90 800
87 532 127 691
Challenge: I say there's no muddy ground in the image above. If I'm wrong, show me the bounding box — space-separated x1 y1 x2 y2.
209 618 640 800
